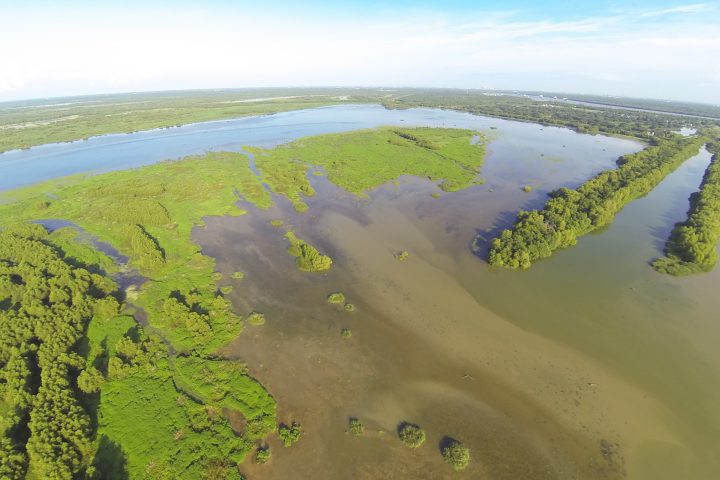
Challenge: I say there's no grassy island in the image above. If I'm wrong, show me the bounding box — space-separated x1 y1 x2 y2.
488 135 705 269
284 231 333 272
247 127 485 211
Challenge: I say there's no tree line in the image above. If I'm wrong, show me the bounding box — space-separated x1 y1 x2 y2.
653 130 720 275
0 223 119 479
488 134 706 269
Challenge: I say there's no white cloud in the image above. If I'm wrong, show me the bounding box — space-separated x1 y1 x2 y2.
0 4 718 103
640 3 708 17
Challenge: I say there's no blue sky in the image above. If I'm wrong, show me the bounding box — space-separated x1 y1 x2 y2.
1 1 718 103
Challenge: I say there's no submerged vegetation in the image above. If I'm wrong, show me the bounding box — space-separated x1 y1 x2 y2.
653 132 720 275
488 135 705 268
394 250 410 261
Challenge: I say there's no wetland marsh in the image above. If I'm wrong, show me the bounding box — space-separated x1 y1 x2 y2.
1 100 718 479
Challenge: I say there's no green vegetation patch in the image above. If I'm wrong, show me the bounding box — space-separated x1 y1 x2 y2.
348 418 364 436
394 250 410 261
0 224 118 479
173 356 276 427
398 423 426 448
247 311 266 326
278 422 302 447
0 151 269 354
488 135 705 269
247 127 486 208
326 292 345 304
442 439 470 471
254 446 271 464
0 90 350 154
284 230 333 272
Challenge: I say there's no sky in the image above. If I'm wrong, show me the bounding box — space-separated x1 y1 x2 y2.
0 0 719 104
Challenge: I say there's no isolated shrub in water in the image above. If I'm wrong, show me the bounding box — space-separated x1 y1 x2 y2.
398 423 425 448
348 418 364 435
442 439 470 470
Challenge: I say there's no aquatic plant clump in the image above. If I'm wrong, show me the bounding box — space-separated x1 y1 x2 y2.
285 231 333 272
255 447 271 464
341 328 353 339
442 439 470 471
344 303 356 312
395 250 409 261
398 423 426 448
247 311 266 326
278 422 302 447
327 292 346 304
348 418 364 435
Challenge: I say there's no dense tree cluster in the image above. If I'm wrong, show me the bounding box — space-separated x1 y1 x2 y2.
160 289 240 347
653 133 720 275
489 135 705 268
0 224 118 479
284 231 333 272
127 224 165 271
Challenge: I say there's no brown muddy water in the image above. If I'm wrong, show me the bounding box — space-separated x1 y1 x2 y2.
193 126 719 479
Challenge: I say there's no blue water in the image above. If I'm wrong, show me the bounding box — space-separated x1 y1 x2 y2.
0 104 641 192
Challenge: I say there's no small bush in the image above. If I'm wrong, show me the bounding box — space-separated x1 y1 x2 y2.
398 423 425 448
348 418 364 435
77 367 104 394
255 447 271 464
247 312 266 326
278 422 301 447
442 439 470 471
327 292 345 304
